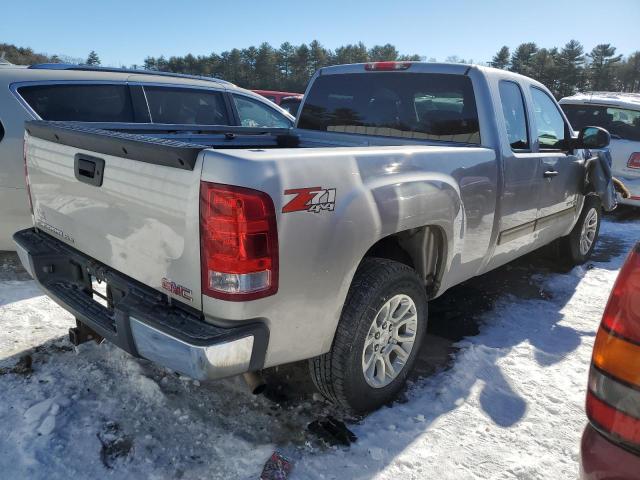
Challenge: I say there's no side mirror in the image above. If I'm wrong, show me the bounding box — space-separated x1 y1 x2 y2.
577 126 610 150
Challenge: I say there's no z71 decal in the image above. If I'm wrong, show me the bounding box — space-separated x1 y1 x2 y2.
282 187 336 213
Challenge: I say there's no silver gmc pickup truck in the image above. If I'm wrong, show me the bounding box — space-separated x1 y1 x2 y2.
15 62 610 412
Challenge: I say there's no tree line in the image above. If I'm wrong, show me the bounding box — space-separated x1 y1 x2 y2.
2 40 639 97
490 41 640 97
140 41 422 92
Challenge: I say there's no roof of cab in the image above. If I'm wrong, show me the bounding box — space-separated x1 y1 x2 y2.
316 61 546 85
559 92 640 110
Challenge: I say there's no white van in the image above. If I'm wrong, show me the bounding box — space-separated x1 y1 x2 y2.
561 92 640 207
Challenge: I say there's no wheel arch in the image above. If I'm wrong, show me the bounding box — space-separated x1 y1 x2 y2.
362 225 447 298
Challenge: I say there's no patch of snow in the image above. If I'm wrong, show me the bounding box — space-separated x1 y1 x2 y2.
0 216 638 479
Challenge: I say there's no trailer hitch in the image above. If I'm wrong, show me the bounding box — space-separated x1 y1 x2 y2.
69 319 104 346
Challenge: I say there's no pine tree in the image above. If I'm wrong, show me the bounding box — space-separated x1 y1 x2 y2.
276 42 296 88
334 42 368 65
618 52 640 92
308 40 330 74
588 44 622 91
255 43 277 89
85 50 101 66
368 44 399 62
509 43 538 77
556 40 585 98
490 46 510 69
530 48 560 95
291 44 311 90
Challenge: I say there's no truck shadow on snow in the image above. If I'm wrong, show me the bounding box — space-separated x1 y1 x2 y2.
0 215 637 477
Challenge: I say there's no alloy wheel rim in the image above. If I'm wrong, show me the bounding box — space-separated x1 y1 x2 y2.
579 207 598 255
362 294 417 388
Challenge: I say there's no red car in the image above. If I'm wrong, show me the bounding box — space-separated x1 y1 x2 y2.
252 89 302 105
580 242 640 479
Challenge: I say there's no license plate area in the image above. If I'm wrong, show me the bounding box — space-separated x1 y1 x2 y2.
90 278 111 310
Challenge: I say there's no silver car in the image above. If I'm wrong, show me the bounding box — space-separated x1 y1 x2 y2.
560 92 640 207
0 63 294 250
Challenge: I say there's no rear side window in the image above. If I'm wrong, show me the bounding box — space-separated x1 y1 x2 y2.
298 72 480 144
498 81 529 150
232 95 292 128
144 87 229 125
530 87 567 150
18 84 135 122
562 104 640 142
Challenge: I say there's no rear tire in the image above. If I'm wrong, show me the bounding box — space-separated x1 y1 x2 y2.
558 194 601 266
309 258 427 413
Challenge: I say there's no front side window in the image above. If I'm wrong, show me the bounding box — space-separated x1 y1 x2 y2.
232 95 292 128
144 87 229 125
298 72 480 144
18 84 135 122
499 81 529 150
531 87 567 150
562 104 640 142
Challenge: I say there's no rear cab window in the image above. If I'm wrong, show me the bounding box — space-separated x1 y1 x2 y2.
498 81 529 151
562 104 640 142
144 86 230 125
298 72 480 144
18 84 135 122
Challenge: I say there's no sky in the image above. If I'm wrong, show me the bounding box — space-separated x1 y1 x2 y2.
3 0 639 67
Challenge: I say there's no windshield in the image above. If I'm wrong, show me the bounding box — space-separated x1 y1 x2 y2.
562 104 640 141
298 72 480 144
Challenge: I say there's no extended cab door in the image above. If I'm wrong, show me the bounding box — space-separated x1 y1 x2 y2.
488 79 543 267
529 87 582 240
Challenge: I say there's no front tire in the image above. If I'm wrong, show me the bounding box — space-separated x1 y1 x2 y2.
559 194 601 266
309 258 427 413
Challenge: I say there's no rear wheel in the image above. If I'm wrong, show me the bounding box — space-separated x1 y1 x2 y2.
559 194 601 266
309 258 427 413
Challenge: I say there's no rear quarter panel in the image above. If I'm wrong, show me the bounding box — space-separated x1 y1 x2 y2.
200 144 497 367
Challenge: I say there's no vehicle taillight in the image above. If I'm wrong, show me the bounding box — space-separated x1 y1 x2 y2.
23 140 34 216
586 243 640 451
627 153 640 169
364 61 412 71
200 182 278 301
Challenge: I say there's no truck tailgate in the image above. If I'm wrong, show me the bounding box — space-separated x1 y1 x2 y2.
24 122 204 310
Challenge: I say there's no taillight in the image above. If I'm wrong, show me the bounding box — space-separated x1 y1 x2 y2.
627 153 640 169
364 61 412 71
200 182 278 301
587 243 640 451
23 139 34 216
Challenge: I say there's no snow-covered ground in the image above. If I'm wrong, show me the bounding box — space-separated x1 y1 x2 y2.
1 212 639 480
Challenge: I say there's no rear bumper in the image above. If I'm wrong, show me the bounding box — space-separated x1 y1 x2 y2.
13 228 268 380
580 424 640 480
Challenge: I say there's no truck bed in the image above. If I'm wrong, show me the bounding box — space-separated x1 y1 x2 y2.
23 120 497 367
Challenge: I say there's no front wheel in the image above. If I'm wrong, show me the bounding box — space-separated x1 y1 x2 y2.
558 194 601 266
309 258 427 413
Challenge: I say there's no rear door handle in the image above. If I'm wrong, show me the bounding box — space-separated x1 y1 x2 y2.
74 154 105 187
543 170 559 178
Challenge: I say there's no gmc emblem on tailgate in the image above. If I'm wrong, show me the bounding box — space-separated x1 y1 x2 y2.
161 278 193 302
